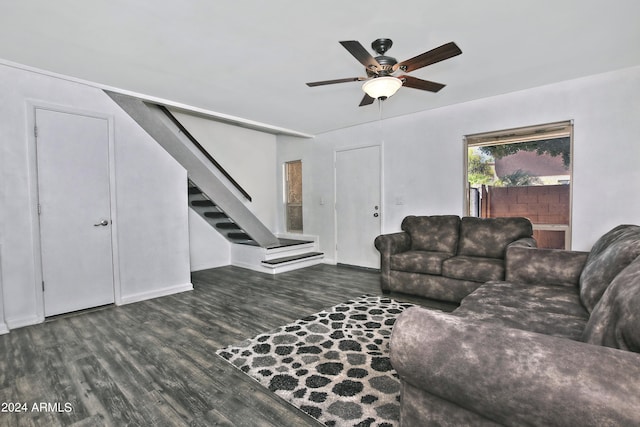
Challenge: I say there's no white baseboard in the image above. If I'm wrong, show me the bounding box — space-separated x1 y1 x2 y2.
190 261 229 272
119 282 194 306
0 322 9 335
6 314 42 330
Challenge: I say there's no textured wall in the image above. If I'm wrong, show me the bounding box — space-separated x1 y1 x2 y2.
485 185 570 248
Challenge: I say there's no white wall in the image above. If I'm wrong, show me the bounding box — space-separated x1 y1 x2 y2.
0 63 192 329
188 209 230 271
0 245 8 334
172 112 279 231
277 65 640 260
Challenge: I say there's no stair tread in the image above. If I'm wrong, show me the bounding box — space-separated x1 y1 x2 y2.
191 200 215 207
262 252 324 265
234 240 260 246
216 223 241 230
204 212 228 218
266 238 315 249
228 232 251 239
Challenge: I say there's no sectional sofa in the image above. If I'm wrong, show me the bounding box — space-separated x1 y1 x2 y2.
390 224 640 426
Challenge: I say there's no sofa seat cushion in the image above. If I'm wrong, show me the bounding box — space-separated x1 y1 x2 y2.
462 281 588 319
401 215 460 254
442 255 504 283
454 281 589 339
454 297 587 340
458 217 533 259
389 251 452 275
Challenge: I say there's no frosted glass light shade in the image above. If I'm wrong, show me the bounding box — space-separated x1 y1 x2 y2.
362 76 402 99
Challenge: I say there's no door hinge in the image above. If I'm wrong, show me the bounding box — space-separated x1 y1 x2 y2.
42 281 45 291
34 125 38 138
38 204 41 215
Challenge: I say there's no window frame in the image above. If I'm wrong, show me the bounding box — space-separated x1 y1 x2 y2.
463 121 574 249
284 159 303 233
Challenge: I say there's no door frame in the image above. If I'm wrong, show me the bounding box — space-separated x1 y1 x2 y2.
26 101 121 321
333 143 384 268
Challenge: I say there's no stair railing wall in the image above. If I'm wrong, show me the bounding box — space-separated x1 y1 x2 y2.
158 106 252 202
106 91 280 247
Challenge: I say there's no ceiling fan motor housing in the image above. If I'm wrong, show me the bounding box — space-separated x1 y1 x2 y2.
371 38 397 75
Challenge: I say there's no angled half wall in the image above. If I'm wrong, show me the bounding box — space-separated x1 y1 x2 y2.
106 91 280 248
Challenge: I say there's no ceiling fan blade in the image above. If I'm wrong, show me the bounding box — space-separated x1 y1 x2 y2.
306 77 366 87
340 40 381 72
400 75 446 92
394 42 462 73
359 93 375 107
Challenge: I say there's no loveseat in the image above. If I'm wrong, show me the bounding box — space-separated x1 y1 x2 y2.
390 224 640 426
374 215 535 302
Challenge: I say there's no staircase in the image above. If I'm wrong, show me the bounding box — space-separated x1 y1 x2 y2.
188 180 257 245
107 90 323 273
188 179 324 272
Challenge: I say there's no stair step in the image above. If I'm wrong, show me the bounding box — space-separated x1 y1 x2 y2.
261 252 324 266
191 200 215 207
216 222 241 230
266 238 315 249
228 232 252 240
204 211 228 219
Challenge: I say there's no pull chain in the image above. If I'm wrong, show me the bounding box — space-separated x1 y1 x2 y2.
378 98 384 135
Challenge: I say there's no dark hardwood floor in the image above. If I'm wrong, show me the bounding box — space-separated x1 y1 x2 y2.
0 264 456 427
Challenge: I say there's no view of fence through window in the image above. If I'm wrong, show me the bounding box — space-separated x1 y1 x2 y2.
285 160 303 233
466 122 572 249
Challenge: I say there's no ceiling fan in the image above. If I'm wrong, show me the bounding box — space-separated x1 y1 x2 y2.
306 38 462 106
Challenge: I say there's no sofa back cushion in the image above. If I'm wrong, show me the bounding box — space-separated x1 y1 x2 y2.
579 225 640 313
457 217 533 259
581 255 640 353
401 215 460 254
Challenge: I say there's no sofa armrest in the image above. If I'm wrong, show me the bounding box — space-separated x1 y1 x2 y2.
374 232 411 292
507 236 537 249
374 231 411 256
505 246 589 286
390 307 640 426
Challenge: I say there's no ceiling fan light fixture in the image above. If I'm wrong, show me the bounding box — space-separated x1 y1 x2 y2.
362 76 402 100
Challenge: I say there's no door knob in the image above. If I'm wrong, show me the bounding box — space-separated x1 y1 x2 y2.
94 220 109 226
373 213 379 217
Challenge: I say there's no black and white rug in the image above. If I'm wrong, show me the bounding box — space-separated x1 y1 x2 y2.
216 295 415 427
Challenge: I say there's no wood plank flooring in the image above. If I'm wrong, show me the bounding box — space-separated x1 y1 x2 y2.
0 264 456 427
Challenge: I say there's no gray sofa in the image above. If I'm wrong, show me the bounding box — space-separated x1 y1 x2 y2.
374 215 536 302
390 224 640 426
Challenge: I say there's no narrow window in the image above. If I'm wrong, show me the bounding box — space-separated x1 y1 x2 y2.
285 160 303 233
465 121 573 249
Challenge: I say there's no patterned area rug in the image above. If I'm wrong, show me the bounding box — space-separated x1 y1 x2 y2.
216 296 415 427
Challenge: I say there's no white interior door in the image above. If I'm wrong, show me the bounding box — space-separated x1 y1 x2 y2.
36 108 115 317
335 145 381 269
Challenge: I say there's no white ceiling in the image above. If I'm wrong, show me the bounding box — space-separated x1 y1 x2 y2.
1 0 639 136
